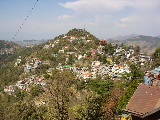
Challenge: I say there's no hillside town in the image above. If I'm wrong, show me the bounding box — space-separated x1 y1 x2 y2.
1 29 160 120
4 37 153 94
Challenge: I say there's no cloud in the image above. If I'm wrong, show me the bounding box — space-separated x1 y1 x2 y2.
59 0 160 17
58 0 160 37
3 0 160 41
59 0 160 15
59 0 129 15
57 14 72 19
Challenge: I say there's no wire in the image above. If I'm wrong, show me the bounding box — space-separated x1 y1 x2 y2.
13 0 39 40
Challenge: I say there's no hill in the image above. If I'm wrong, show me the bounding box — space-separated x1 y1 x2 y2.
109 33 139 41
0 40 20 66
0 28 159 119
106 35 160 55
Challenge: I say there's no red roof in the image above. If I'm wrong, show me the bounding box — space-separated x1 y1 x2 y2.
90 49 97 53
85 55 91 58
83 73 92 76
99 40 107 43
124 84 160 118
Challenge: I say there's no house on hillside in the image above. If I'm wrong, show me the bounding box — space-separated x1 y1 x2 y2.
4 85 15 95
92 61 101 66
64 36 76 40
90 49 97 54
16 80 26 90
97 45 104 54
144 66 160 86
99 40 107 44
62 46 69 49
81 73 92 79
123 84 160 120
43 45 50 49
58 49 65 53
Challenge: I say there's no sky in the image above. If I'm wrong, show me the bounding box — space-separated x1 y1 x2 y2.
0 0 160 41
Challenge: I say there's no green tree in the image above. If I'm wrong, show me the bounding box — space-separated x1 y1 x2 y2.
151 47 160 68
30 85 44 97
116 79 142 113
67 54 75 65
4 101 45 120
103 43 115 55
14 87 27 101
71 91 103 120
45 70 74 120
88 78 114 96
129 62 143 79
116 63 143 113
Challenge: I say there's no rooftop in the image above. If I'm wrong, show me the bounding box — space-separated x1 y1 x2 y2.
124 84 160 118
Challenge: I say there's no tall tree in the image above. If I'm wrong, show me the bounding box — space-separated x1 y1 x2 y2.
71 91 103 120
45 70 74 120
129 62 143 79
151 47 160 68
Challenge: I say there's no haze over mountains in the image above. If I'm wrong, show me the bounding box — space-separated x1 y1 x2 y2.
108 34 139 41
106 34 160 55
13 39 49 47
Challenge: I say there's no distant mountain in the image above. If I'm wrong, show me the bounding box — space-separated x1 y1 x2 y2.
156 35 160 38
106 35 160 55
109 34 139 41
14 39 49 47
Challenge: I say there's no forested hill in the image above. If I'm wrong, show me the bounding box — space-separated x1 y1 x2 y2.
0 28 100 88
107 35 160 55
0 40 18 49
0 40 20 66
26 28 99 65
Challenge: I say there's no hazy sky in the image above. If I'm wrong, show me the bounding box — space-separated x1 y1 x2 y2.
1 0 160 41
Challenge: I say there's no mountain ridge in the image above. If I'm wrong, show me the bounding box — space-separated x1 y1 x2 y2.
106 35 160 55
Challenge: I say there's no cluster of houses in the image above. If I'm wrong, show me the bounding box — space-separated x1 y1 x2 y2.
4 75 46 95
15 56 43 72
4 34 153 99
55 60 131 80
144 66 160 86
23 58 42 73
113 46 152 66
0 47 14 55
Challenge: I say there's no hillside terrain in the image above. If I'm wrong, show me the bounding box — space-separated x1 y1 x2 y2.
107 35 160 55
0 40 20 66
109 33 139 41
0 28 160 119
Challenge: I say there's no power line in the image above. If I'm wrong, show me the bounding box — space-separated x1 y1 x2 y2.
13 0 39 40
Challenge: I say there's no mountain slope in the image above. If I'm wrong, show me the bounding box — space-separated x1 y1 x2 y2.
107 35 160 55
0 40 20 66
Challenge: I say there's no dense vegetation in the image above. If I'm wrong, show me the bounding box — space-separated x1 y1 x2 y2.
151 47 160 68
0 40 19 66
